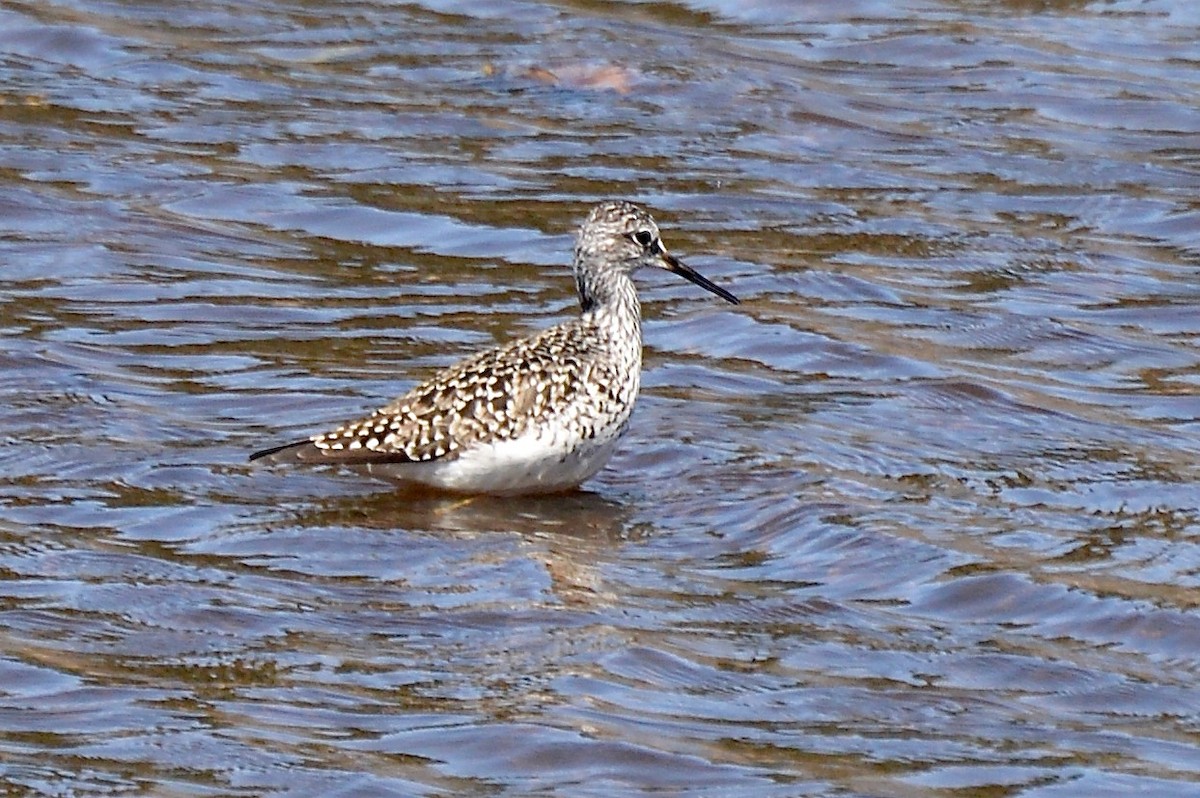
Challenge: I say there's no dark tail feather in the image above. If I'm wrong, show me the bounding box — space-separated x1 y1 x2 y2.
249 439 315 463
249 438 421 465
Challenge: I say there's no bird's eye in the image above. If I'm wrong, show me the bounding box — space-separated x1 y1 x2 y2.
631 230 654 247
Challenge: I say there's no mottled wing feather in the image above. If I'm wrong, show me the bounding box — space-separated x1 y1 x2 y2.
297 319 606 464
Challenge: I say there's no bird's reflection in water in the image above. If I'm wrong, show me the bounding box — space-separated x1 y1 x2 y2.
280 485 646 606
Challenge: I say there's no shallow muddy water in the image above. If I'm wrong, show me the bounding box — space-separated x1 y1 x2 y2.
1 0 1198 795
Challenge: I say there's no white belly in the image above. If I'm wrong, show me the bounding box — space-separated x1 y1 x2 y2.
366 430 622 495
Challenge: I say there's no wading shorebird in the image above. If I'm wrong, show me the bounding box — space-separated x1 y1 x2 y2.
250 201 738 494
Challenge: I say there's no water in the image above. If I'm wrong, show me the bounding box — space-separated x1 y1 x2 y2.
2 0 1198 795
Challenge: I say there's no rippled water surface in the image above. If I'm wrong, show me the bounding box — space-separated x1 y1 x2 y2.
2 0 1199 795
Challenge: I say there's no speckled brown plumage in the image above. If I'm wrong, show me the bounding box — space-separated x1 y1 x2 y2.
273 316 637 465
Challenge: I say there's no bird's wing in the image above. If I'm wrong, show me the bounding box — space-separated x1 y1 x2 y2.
250 321 603 466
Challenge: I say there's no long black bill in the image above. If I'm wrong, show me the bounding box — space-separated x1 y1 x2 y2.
662 251 739 305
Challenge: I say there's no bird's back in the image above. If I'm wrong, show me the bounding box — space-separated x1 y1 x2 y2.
250 311 642 492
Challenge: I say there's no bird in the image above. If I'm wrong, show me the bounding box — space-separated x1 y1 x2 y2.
249 200 739 495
